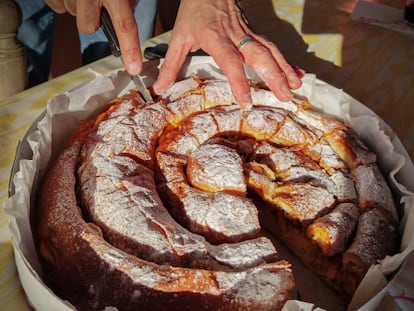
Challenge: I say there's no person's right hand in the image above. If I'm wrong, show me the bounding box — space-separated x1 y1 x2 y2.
153 0 303 109
45 0 143 75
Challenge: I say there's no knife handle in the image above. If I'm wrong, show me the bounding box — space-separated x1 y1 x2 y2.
144 44 168 60
100 8 121 57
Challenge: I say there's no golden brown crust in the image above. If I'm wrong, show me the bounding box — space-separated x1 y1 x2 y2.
307 203 360 256
37 113 295 311
36 77 399 309
186 143 247 194
352 164 398 225
343 208 397 276
257 200 361 299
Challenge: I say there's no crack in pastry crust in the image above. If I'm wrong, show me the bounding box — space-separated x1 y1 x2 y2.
36 77 398 310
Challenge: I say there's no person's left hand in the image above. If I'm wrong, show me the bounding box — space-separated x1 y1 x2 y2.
153 0 303 109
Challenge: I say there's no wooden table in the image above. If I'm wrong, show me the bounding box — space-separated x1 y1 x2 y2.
1 1 413 309
243 0 414 158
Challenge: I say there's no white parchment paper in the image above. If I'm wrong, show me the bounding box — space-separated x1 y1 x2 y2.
4 56 414 310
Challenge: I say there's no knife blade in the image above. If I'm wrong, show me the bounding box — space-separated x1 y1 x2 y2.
100 8 153 102
131 74 153 103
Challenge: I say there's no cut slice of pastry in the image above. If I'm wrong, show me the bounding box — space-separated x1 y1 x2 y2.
35 77 399 310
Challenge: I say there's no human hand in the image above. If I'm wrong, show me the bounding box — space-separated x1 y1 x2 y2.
153 0 303 109
44 0 143 75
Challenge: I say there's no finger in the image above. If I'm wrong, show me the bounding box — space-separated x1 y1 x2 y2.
227 7 303 98
45 0 67 13
292 65 306 79
254 35 303 90
213 50 252 109
104 0 142 75
203 35 252 109
153 34 192 95
76 0 100 34
63 0 77 15
237 37 293 102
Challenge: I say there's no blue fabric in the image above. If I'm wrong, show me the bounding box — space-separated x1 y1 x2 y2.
16 0 158 87
80 0 157 64
16 1 57 87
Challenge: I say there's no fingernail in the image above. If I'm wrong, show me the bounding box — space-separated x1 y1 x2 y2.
288 72 303 89
152 80 172 95
281 84 293 101
239 93 253 110
127 61 141 76
152 81 162 95
288 72 299 82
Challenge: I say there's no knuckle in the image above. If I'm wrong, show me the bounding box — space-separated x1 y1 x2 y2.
254 45 272 58
77 22 98 34
117 16 136 33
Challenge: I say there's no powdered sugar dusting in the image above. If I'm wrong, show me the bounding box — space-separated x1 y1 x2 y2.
37 77 398 310
161 77 199 101
187 143 246 193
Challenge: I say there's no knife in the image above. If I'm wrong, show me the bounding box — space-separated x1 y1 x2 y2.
100 8 153 102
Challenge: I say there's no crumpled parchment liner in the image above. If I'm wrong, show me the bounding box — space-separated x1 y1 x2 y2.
4 56 414 311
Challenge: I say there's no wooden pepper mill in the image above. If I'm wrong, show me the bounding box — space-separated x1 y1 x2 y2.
0 0 27 100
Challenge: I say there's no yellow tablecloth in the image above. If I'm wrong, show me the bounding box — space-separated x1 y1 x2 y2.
1 0 413 309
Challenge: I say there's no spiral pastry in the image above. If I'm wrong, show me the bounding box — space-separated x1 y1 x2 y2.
36 77 398 310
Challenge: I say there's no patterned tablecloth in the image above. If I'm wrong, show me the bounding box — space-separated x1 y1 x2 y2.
1 0 413 309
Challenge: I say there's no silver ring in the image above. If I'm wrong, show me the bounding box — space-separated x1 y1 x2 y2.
237 36 254 51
